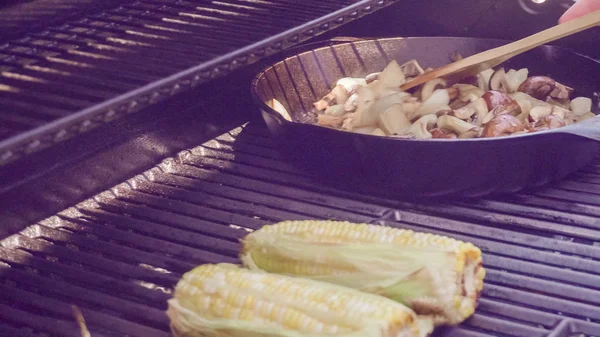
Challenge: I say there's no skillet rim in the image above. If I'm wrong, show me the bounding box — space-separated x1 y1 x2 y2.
250 36 600 144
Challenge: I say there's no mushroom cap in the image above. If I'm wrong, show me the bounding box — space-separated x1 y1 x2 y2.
430 128 458 139
481 114 525 137
517 76 557 100
481 91 515 111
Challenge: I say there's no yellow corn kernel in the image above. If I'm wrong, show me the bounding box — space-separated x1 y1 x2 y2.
167 263 433 337
241 220 486 326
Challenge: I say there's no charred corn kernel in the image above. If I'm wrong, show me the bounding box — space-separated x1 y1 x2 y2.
167 263 433 337
240 220 486 326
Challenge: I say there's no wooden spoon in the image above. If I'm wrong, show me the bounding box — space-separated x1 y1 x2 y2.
400 10 600 91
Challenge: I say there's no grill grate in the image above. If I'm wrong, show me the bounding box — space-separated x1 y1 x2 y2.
1 122 600 337
0 0 402 166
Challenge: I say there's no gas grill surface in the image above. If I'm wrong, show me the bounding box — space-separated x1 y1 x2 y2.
0 0 401 165
2 121 600 337
3 1 600 337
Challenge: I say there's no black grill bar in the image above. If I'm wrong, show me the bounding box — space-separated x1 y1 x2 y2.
2 121 600 337
0 0 402 166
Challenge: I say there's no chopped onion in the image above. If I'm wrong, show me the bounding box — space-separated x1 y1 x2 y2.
378 60 406 88
570 97 593 116
411 89 451 120
378 104 411 135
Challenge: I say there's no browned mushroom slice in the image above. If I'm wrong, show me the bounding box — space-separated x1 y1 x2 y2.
517 76 557 100
430 128 458 139
481 114 525 137
481 91 514 111
550 82 573 100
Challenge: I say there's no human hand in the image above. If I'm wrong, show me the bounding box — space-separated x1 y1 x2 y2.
559 0 600 23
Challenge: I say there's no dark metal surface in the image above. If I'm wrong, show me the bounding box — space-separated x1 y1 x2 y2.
2 121 600 337
0 0 403 166
253 36 600 197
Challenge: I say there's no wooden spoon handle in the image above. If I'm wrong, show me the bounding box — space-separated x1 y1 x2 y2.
501 9 600 59
401 10 600 91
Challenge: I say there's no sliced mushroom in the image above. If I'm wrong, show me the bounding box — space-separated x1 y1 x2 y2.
518 76 556 100
481 114 525 137
550 82 573 100
336 77 367 92
437 115 478 135
341 114 355 130
314 92 336 110
454 84 485 102
536 114 567 130
430 128 458 139
489 68 510 92
378 60 406 88
421 78 447 102
407 114 437 139
411 89 451 120
365 72 379 84
267 98 292 122
325 104 346 117
452 97 488 120
570 97 593 116
459 127 481 139
344 92 359 112
400 59 425 77
331 84 349 105
378 104 411 135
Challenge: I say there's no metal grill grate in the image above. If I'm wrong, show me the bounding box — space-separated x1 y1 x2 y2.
1 122 600 337
0 0 402 166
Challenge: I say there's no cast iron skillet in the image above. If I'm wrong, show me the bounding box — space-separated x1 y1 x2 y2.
251 37 600 197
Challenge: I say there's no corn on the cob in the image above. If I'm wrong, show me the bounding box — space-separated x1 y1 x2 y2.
240 220 486 325
167 263 433 337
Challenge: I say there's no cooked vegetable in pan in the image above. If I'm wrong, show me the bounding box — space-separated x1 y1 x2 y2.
241 220 485 326
291 58 595 138
167 263 434 337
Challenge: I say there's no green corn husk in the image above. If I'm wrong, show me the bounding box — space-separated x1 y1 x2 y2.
240 222 485 326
